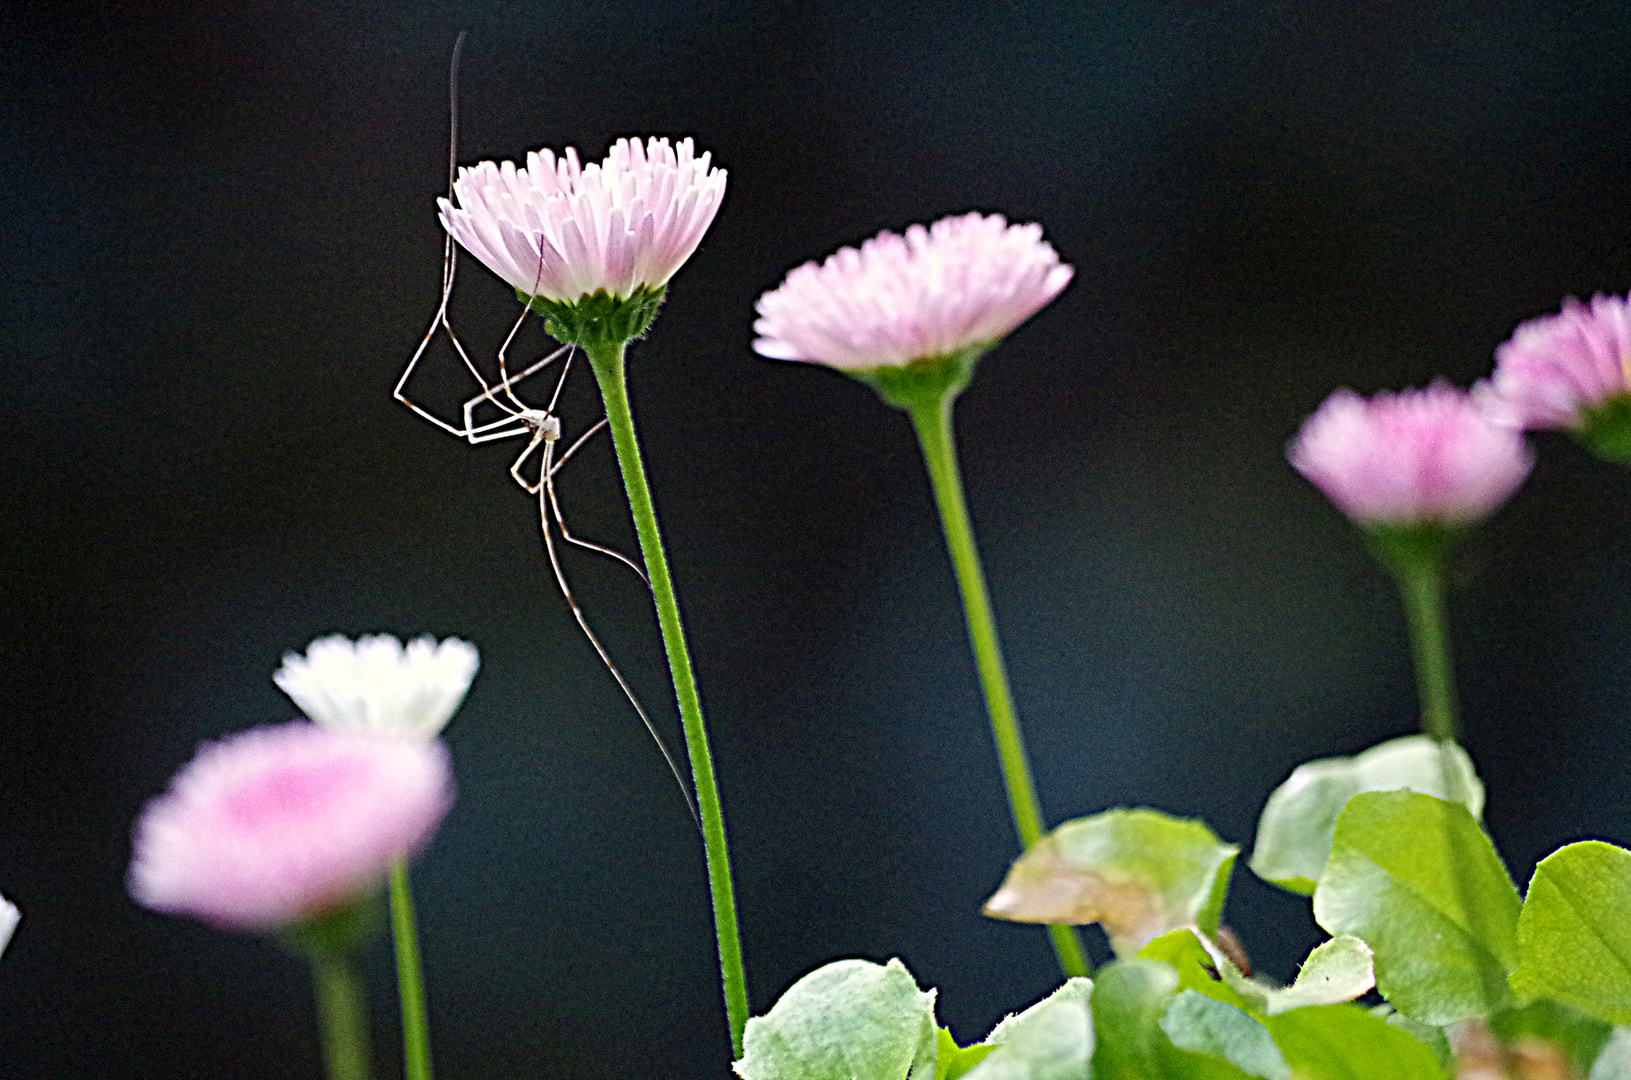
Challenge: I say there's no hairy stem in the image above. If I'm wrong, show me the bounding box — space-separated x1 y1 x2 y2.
909 394 1091 978
584 338 750 1056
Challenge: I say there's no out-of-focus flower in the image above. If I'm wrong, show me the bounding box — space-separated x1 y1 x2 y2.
129 723 453 931
438 137 726 306
1289 382 1532 527
752 212 1073 372
274 634 478 741
1482 293 1631 463
1486 294 1631 428
0 894 17 958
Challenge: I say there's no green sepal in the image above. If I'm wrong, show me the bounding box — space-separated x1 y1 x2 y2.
846 346 992 412
1362 522 1464 581
277 890 386 959
1575 394 1631 465
1314 790 1519 1025
1510 840 1631 1026
518 284 667 349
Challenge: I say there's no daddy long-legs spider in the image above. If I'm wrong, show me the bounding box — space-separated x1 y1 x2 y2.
393 33 700 830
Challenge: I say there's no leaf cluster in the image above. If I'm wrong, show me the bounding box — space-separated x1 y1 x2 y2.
740 734 1631 1079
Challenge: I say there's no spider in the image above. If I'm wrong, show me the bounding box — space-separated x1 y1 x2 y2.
392 33 699 829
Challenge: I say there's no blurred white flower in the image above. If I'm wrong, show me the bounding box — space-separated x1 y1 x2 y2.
0 893 17 958
274 634 479 740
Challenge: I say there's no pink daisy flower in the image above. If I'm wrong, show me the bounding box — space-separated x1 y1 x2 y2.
1485 293 1631 430
1289 382 1533 526
753 212 1073 371
129 723 453 931
438 136 727 304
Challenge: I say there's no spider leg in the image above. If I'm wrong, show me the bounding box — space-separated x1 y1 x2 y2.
545 418 649 586
508 430 549 493
534 443 701 831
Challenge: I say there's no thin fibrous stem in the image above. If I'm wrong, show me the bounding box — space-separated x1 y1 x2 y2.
390 859 433 1080
1395 560 1459 745
907 393 1091 979
582 338 750 1057
310 946 373 1080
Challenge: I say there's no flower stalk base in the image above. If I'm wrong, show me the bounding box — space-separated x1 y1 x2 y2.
582 335 751 1056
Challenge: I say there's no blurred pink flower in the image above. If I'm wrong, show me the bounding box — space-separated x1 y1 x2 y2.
1482 294 1631 429
1289 382 1532 526
753 212 1073 371
439 137 727 304
129 723 452 931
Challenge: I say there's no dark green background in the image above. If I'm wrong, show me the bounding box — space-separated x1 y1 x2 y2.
5 2 1631 1076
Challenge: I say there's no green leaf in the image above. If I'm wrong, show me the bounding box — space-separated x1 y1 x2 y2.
735 958 938 1080
1511 841 1631 1026
1137 931 1255 1011
1487 999 1612 1078
963 979 1094 1080
1263 1005 1446 1079
1313 790 1519 1024
1160 992 1287 1079
985 809 1239 958
1089 960 1250 1080
1592 1028 1631 1079
1251 735 1483 896
1380 1011 1453 1071
1254 936 1375 1015
936 1030 995 1080
1136 930 1373 1017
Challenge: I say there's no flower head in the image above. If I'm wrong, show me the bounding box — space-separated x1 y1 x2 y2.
129 722 453 931
1289 382 1532 527
1486 294 1631 429
438 137 726 307
274 634 478 741
752 212 1073 372
0 893 17 959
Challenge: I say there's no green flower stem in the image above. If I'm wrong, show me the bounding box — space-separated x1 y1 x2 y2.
389 859 433 1080
907 393 1092 979
310 946 373 1080
583 337 750 1057
1395 560 1459 745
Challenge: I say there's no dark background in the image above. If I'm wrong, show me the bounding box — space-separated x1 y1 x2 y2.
5 1 1631 1076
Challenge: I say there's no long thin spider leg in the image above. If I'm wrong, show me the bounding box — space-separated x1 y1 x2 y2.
548 417 608 475
495 247 555 413
545 347 576 415
535 443 701 832
394 229 475 437
546 449 650 587
508 431 549 493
